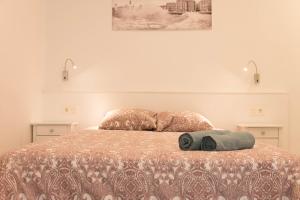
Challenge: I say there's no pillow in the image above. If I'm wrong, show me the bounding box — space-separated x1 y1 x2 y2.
156 111 214 132
99 108 157 131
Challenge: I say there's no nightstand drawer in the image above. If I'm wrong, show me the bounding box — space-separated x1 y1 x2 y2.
36 125 67 136
34 135 61 143
32 122 78 143
246 128 279 138
256 138 279 146
237 124 282 148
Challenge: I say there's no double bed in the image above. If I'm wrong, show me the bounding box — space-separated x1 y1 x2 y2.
1 129 300 200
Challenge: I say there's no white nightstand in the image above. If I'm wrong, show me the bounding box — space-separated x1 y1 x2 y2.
31 122 78 143
237 124 283 147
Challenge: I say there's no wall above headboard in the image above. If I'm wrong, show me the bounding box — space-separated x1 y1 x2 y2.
42 91 289 148
43 0 290 94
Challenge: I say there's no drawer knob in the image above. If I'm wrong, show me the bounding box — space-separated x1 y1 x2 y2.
261 131 266 135
49 129 54 133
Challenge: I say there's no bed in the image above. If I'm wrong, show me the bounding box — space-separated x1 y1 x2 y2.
0 129 300 200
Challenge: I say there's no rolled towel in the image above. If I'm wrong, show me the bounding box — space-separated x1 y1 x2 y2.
179 132 206 150
179 131 255 151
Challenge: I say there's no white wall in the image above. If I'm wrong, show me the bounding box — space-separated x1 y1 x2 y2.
43 0 290 93
281 1 300 154
0 0 45 154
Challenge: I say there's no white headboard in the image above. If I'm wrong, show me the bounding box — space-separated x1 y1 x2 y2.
42 91 289 147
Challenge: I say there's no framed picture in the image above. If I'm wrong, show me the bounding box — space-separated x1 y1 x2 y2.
112 0 212 31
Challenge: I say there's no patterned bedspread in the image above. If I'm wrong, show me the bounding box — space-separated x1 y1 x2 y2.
1 130 300 200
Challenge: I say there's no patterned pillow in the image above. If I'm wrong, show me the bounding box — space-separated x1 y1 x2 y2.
156 111 214 132
99 108 157 131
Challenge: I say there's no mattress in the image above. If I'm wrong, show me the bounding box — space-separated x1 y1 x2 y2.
0 129 300 200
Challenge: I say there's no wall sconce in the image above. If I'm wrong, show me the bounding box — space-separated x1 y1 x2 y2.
62 58 77 81
243 60 260 84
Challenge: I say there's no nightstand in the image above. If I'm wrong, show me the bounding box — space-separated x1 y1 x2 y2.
31 122 78 143
237 124 283 147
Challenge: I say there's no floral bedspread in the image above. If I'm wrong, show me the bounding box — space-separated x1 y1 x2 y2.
1 130 300 200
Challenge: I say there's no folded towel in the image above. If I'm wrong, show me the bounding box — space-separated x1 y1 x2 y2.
179 130 255 151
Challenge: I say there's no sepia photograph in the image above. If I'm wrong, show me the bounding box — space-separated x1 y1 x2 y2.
112 0 212 30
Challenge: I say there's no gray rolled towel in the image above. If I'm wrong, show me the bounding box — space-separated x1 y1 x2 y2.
178 132 206 150
179 130 255 151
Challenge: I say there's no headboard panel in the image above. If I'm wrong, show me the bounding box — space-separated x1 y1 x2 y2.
42 91 289 147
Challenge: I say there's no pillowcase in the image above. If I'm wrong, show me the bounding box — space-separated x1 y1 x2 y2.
156 111 214 132
99 108 157 131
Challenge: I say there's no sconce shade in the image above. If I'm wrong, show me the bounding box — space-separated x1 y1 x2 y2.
63 58 76 81
245 60 260 85
254 73 260 84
